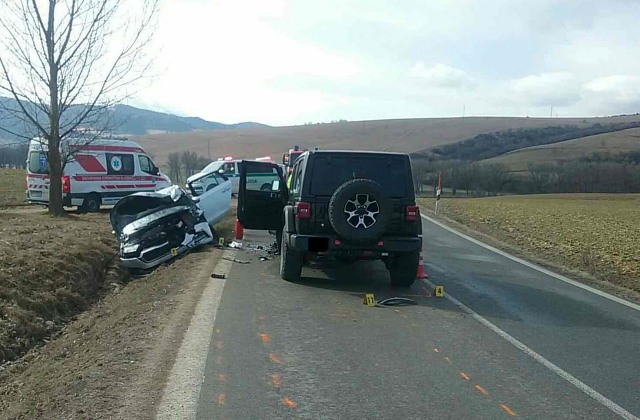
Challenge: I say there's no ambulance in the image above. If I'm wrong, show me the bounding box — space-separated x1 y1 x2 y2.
26 136 171 212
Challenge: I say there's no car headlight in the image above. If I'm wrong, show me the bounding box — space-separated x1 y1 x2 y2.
122 244 141 254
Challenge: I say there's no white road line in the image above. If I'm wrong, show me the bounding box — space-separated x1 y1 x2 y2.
422 278 639 420
156 250 235 420
421 213 640 312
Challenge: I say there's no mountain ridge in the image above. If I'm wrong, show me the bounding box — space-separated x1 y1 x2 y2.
0 97 267 142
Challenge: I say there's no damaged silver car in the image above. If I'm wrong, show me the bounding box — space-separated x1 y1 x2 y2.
110 175 231 270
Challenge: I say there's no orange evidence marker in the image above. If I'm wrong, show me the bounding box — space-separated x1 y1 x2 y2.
268 353 282 364
281 398 297 409
271 374 281 390
501 404 517 416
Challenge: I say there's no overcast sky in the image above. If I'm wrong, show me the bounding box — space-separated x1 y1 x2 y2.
133 0 640 126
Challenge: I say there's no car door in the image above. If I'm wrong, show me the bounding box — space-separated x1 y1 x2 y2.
238 160 287 230
187 171 232 225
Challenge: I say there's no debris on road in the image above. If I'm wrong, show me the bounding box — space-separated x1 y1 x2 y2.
377 297 418 307
223 257 250 264
211 273 226 279
229 241 243 249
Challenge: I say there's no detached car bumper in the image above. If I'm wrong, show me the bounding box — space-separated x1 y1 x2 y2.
287 234 421 254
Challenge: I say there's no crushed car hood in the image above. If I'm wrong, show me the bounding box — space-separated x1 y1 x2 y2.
110 186 197 236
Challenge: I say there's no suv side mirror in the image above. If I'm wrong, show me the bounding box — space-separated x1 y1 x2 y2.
218 169 224 174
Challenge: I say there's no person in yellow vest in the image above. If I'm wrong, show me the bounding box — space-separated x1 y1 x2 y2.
286 171 293 190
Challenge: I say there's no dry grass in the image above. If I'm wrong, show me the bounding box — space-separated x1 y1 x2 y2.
419 194 640 294
0 211 119 365
484 127 640 172
0 169 25 207
137 115 640 169
0 241 225 420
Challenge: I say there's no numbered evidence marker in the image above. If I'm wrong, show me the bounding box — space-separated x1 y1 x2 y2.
218 237 225 246
434 285 445 298
171 248 178 257
364 294 376 307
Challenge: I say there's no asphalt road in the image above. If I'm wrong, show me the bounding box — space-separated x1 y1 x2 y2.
194 219 639 419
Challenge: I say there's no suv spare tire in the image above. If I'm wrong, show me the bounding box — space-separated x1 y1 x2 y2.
328 179 392 243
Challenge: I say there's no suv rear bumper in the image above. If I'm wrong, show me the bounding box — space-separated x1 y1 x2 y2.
287 234 421 254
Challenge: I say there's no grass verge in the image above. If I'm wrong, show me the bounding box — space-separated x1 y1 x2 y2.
0 214 234 419
419 194 640 299
0 211 120 365
0 169 26 208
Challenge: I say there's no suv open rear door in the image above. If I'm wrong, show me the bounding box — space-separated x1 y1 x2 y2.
238 160 287 230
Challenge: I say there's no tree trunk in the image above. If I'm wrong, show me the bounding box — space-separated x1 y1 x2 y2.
48 148 64 216
46 0 64 216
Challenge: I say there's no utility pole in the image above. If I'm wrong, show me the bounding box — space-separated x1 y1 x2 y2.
208 139 211 159
550 106 553 118
463 104 466 118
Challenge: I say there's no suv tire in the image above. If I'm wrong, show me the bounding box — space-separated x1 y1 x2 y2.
280 231 303 282
389 251 419 287
328 179 392 243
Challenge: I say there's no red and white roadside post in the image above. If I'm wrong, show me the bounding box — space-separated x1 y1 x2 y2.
435 171 442 215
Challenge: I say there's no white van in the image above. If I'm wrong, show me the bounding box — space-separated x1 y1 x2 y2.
26 137 171 211
186 157 284 196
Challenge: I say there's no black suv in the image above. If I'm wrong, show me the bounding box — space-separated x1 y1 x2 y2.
237 150 422 287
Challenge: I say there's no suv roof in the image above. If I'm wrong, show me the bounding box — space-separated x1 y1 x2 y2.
304 149 408 157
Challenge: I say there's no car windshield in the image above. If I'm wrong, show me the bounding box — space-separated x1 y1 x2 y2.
309 154 409 197
201 161 224 174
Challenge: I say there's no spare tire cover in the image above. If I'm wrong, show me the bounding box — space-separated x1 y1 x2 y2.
328 179 392 243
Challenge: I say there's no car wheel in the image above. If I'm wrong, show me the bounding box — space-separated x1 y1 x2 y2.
260 183 272 191
82 193 101 213
328 179 392 243
389 251 419 287
280 232 302 282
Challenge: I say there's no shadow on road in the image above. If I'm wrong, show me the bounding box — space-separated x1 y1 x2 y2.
296 259 444 308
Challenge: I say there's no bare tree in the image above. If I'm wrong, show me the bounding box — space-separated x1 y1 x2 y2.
181 151 201 177
0 0 158 215
167 151 182 185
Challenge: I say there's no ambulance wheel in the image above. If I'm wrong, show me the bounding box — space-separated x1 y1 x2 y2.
82 194 101 213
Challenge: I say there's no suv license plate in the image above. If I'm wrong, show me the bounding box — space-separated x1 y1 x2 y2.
31 190 42 198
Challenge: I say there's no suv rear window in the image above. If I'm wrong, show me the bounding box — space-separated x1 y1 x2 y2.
309 155 409 197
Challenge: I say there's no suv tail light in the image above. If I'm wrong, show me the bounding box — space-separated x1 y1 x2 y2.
295 202 311 219
62 176 70 194
406 205 419 222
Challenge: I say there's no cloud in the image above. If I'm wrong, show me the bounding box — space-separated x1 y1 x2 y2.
130 0 640 124
584 76 640 100
408 63 476 89
581 75 640 115
510 72 582 107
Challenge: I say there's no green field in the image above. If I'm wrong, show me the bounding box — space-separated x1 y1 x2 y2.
0 168 25 207
419 194 640 295
483 127 640 172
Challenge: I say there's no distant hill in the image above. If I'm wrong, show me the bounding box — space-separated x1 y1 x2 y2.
136 115 640 167
483 127 640 172
0 96 266 142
